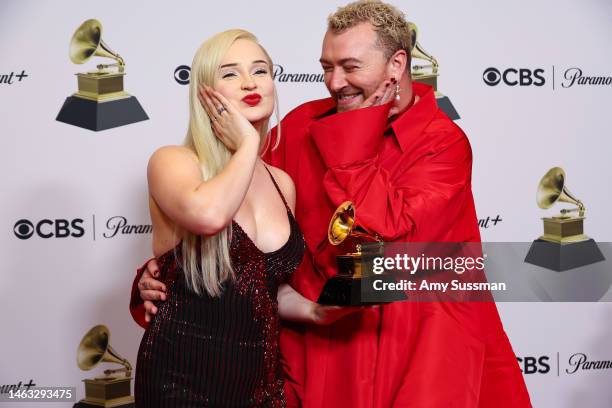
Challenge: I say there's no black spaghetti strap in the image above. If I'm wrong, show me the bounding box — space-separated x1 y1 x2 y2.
263 165 290 211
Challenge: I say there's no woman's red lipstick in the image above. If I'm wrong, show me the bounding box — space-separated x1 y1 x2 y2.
242 93 262 106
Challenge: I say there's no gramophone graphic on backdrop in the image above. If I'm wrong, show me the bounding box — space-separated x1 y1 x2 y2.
524 167 605 271
56 19 148 131
408 22 459 120
74 325 135 408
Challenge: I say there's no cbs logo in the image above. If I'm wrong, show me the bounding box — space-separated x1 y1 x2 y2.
174 65 191 85
14 218 85 240
483 67 545 87
516 356 551 374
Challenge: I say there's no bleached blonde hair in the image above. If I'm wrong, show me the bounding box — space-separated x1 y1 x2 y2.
328 0 412 65
182 29 280 297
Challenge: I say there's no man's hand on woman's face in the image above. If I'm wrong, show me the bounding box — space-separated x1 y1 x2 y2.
358 76 402 117
138 259 166 323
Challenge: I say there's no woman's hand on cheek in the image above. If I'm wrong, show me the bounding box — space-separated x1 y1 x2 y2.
198 85 259 151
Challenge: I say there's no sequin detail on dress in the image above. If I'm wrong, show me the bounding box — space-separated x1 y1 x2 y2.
135 167 305 407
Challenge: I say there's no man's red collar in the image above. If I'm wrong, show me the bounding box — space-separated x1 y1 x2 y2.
389 82 438 153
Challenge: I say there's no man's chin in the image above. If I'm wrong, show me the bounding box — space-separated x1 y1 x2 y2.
335 97 362 112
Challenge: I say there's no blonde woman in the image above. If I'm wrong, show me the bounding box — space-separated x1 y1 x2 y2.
134 29 353 407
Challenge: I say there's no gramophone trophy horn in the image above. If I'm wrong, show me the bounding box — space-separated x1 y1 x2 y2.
56 19 148 131
69 19 125 70
525 167 604 271
328 201 378 246
74 325 135 408
317 201 405 305
536 167 585 216
408 23 438 76
407 22 459 120
77 325 132 375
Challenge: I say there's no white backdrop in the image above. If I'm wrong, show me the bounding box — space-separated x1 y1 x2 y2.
1 0 611 406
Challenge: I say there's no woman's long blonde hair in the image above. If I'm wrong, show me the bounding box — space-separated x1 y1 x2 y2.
181 29 280 297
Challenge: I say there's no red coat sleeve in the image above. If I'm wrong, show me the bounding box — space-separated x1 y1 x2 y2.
129 259 154 329
311 103 475 242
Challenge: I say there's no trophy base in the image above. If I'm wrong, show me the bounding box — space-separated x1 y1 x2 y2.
524 238 605 272
317 274 407 305
436 95 460 120
541 216 586 243
56 95 148 131
74 377 134 408
74 401 134 408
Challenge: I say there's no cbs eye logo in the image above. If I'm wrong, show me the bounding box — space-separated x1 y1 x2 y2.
14 218 85 240
483 68 502 86
174 65 191 85
14 219 35 239
483 67 545 87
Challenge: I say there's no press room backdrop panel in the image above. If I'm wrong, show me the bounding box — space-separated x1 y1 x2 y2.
1 0 611 407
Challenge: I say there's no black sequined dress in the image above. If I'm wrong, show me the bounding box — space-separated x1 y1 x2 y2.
135 169 305 407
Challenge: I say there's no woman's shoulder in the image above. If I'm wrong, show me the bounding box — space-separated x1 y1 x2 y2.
267 165 293 187
147 145 200 181
148 145 199 170
266 165 296 209
150 145 198 162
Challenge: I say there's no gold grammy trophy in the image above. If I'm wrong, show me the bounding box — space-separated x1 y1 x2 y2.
56 19 148 131
408 22 459 120
317 201 406 305
74 325 134 408
524 167 605 271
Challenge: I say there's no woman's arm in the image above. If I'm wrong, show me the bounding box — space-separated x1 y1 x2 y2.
148 140 258 236
277 283 316 323
277 283 365 324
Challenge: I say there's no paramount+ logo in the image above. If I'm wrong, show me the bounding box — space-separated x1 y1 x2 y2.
483 67 545 87
13 218 85 240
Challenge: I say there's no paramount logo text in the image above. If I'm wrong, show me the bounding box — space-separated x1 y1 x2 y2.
273 64 323 83
562 68 612 88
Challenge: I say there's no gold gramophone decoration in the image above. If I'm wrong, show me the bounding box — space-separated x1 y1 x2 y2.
56 19 148 131
524 167 605 271
317 201 406 305
74 325 134 408
408 22 459 120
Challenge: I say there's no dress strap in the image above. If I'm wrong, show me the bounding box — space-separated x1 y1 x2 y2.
263 164 290 211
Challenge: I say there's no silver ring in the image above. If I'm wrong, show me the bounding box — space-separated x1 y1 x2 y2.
217 106 226 115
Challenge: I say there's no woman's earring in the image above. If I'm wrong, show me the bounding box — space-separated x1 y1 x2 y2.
395 84 401 101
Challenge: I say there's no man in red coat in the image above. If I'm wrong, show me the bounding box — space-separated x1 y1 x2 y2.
131 1 531 406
